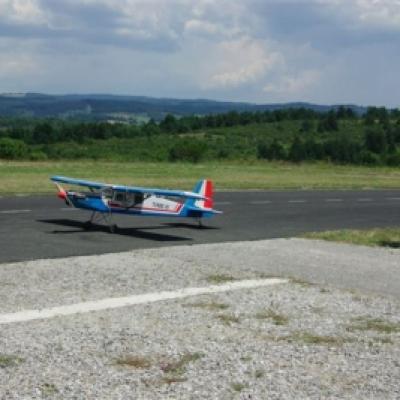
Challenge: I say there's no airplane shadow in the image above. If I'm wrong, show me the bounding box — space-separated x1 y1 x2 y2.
38 219 192 242
162 222 219 230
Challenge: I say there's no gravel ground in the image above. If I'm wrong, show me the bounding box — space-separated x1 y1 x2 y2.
0 239 399 399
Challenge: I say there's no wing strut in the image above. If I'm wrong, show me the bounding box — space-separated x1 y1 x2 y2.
84 210 117 233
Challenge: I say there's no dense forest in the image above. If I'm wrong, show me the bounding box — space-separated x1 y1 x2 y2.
0 106 400 166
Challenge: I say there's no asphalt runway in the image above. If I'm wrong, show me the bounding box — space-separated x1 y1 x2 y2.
1 190 399 263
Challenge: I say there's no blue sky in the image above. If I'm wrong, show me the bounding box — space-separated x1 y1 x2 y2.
0 0 399 106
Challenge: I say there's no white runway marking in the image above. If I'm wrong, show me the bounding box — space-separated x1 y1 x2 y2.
288 200 306 203
0 209 31 214
250 200 272 205
0 278 288 325
386 197 400 201
325 198 343 202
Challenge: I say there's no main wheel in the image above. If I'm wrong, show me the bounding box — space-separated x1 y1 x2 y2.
109 224 118 233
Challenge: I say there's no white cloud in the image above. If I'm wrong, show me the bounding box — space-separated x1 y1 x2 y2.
356 0 400 30
314 0 400 31
0 54 35 76
206 38 284 89
0 40 41 89
184 19 220 36
263 70 321 96
0 0 47 24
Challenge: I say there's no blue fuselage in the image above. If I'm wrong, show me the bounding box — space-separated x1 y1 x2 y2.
66 191 216 219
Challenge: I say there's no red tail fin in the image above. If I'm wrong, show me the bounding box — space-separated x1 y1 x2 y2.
192 179 214 209
203 180 213 209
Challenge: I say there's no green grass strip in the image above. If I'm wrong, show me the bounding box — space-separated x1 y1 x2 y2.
303 228 400 248
1 160 400 195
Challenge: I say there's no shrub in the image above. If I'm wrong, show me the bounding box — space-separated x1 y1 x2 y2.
386 151 400 166
0 138 28 159
44 142 87 159
29 151 48 161
288 136 306 162
365 129 387 154
169 139 207 163
359 150 381 165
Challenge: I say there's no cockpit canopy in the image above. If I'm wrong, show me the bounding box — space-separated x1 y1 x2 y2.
102 188 146 207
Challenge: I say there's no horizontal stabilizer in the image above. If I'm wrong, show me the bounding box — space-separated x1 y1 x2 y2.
186 205 223 215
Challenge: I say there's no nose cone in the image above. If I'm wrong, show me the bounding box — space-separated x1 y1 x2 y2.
57 189 67 200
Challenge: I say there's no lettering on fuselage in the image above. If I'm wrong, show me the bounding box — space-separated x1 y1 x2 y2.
152 202 171 210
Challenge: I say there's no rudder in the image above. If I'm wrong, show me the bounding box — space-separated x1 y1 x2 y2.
192 179 213 209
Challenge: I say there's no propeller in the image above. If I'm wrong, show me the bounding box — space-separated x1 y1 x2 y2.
55 183 70 205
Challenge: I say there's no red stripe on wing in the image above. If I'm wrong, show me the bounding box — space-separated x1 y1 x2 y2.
108 202 183 213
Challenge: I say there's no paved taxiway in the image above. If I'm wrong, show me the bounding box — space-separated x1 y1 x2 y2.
0 190 399 263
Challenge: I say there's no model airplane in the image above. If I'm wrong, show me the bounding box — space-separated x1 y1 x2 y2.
51 176 221 232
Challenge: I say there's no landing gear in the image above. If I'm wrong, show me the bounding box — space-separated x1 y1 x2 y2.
109 224 118 234
197 218 203 228
84 211 118 233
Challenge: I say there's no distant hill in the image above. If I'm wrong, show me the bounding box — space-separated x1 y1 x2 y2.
0 93 367 122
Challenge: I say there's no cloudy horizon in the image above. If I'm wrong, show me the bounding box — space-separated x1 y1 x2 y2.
0 0 399 107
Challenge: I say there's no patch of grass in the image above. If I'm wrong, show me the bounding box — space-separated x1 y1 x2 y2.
347 317 400 334
206 274 237 284
2 160 400 195
279 332 347 346
231 382 248 392
41 383 58 396
183 301 229 311
115 355 152 369
303 228 400 248
290 277 314 287
161 376 188 385
160 352 203 377
257 273 280 279
255 369 264 379
0 354 24 368
255 308 289 325
366 336 393 345
217 314 241 325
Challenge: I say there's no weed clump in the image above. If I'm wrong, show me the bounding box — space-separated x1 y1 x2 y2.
217 314 241 325
277 332 347 346
255 308 289 325
41 382 58 396
347 317 400 334
115 355 152 369
0 354 24 368
231 382 248 392
206 274 237 284
160 353 204 384
183 301 229 311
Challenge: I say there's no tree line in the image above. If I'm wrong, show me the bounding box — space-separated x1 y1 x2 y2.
0 106 399 165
